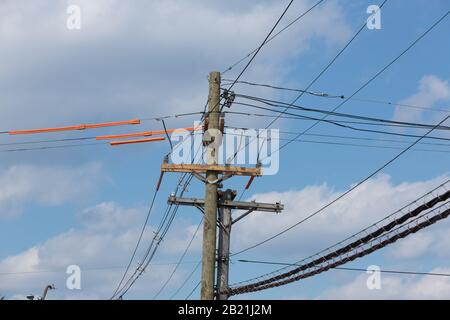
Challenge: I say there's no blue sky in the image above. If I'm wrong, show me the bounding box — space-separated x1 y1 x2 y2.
1 0 450 300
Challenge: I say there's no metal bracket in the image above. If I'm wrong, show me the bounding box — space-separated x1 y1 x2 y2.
168 196 283 213
192 172 207 183
232 209 255 225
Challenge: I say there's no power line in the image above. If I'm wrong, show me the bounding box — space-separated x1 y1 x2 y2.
224 0 294 93
222 80 344 99
230 180 450 288
230 200 450 295
111 188 160 299
353 97 450 113
221 0 326 74
111 176 189 299
225 0 388 166
229 101 450 137
153 218 203 299
226 126 450 147
239 188 450 285
233 47 450 257
0 111 204 152
141 111 204 122
221 132 450 154
169 260 201 300
0 142 105 153
185 281 201 300
275 9 450 154
112 133 202 299
262 0 388 130
113 142 205 299
237 260 450 278
230 101 442 130
184 4 299 295
224 111 450 143
234 94 450 131
0 136 97 146
114 204 180 298
0 111 202 136
227 80 450 113
0 261 201 276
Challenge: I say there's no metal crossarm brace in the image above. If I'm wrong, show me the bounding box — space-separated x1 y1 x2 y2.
167 196 283 213
161 163 262 177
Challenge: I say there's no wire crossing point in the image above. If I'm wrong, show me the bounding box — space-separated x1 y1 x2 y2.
160 71 284 300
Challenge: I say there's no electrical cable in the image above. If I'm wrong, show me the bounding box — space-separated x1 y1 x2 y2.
226 80 450 113
221 0 324 74
238 260 450 278
224 0 294 94
153 218 203 299
233 82 450 257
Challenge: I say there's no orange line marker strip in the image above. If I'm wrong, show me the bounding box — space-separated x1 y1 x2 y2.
245 176 255 190
110 136 166 146
96 126 201 140
96 131 154 140
8 119 141 135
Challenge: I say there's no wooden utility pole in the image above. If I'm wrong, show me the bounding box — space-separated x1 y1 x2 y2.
160 71 283 300
216 189 235 300
201 71 221 300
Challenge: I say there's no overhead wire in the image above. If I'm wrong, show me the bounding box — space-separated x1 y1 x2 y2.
234 94 450 131
226 126 450 147
229 10 450 256
169 260 201 300
232 102 450 257
223 0 295 94
224 111 450 143
231 182 450 288
113 137 206 299
238 260 450 278
230 200 450 294
111 165 194 299
224 0 389 166
273 9 450 155
221 0 325 75
221 80 344 99
185 281 201 300
152 217 203 299
221 131 450 154
110 188 160 299
227 79 450 113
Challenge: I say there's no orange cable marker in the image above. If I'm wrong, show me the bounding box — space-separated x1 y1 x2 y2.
84 119 140 129
110 136 165 146
96 126 202 140
96 131 154 140
8 119 141 135
150 126 198 136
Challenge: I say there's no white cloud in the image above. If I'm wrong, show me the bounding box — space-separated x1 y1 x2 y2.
387 223 450 261
0 0 352 129
2 174 450 299
0 201 201 299
388 232 434 259
320 267 450 299
0 163 102 218
232 174 450 260
393 75 450 123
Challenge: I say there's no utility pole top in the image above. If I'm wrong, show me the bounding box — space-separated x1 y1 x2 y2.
161 71 283 300
201 70 222 300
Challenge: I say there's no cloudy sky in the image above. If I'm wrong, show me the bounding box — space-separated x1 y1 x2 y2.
1 0 450 300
